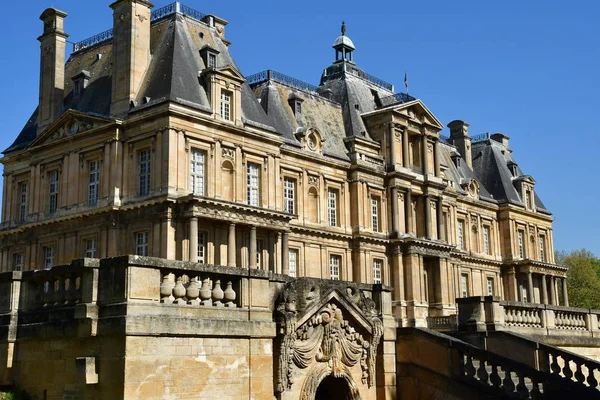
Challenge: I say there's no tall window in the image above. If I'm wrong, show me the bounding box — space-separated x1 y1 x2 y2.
247 163 260 206
85 239 97 258
283 178 295 214
328 189 338 227
220 90 231 120
19 182 28 223
48 171 59 214
371 197 380 232
329 255 340 280
13 253 23 272
88 160 100 205
487 277 494 296
373 259 382 284
256 240 263 269
289 249 297 278
138 150 151 196
43 246 55 269
483 226 490 255
190 149 205 196
539 235 546 262
518 230 524 258
521 280 528 302
460 274 469 298
208 53 217 69
135 231 149 256
198 232 205 263
457 220 464 250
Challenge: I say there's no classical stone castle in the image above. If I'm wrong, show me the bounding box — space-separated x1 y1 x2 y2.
1 1 598 400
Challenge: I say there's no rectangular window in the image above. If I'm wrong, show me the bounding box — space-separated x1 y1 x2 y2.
483 226 490 255
247 163 260 206
19 182 28 223
208 53 217 68
13 253 23 272
190 149 205 196
88 160 100 205
283 178 295 214
525 190 533 209
43 246 55 269
138 150 151 196
539 235 546 262
521 279 528 302
256 240 263 269
289 249 297 278
329 255 340 280
457 219 465 250
220 90 231 120
371 197 380 232
85 239 97 258
328 189 338 227
518 230 524 258
48 171 59 214
198 232 205 263
373 259 382 284
487 277 494 296
460 274 469 298
135 231 149 256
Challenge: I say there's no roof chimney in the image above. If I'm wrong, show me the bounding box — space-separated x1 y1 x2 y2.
37 8 68 135
447 120 472 169
109 0 154 116
491 133 510 149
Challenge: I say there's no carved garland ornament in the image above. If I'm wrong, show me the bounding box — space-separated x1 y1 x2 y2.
276 291 382 394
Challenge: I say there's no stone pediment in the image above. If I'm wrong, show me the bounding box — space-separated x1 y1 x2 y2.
208 65 246 83
393 99 444 131
275 279 383 394
29 110 113 148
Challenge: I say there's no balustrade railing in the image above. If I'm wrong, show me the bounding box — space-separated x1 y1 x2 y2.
427 315 458 331
73 2 206 53
159 270 238 308
554 310 587 330
504 307 543 328
379 92 417 108
471 133 490 143
245 70 319 93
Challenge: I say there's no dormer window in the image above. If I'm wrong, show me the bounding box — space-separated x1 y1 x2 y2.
200 45 220 70
288 94 304 123
72 70 90 97
508 161 519 176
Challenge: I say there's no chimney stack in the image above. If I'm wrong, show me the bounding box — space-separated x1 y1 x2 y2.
37 8 68 135
491 133 510 149
109 0 154 116
447 120 472 169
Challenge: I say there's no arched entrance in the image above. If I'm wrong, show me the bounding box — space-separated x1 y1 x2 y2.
315 375 352 400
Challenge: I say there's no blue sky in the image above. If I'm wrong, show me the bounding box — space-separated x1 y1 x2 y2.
1 0 598 255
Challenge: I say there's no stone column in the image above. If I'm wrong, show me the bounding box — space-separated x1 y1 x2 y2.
391 186 399 237
189 217 198 263
249 226 257 269
507 266 518 301
402 128 410 168
227 223 236 267
548 276 556 306
434 140 441 177
527 271 534 303
562 278 569 307
424 195 432 240
388 123 396 167
421 134 429 175
405 190 413 235
436 197 445 241
541 274 548 305
282 231 290 275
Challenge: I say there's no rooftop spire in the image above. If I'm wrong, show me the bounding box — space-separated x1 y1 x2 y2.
333 21 355 63
341 21 346 36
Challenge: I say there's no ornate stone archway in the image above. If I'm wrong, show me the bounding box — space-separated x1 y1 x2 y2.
275 279 383 398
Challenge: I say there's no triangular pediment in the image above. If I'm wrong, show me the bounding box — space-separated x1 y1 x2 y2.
209 65 246 83
29 110 114 149
393 99 445 130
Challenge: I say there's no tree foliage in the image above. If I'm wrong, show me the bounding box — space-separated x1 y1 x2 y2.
556 249 600 309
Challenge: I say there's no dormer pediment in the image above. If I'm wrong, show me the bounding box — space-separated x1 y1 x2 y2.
29 110 114 149
203 65 246 83
393 100 444 131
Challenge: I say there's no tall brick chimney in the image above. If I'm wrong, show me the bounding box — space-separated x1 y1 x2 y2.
37 8 68 135
109 0 154 116
447 120 472 169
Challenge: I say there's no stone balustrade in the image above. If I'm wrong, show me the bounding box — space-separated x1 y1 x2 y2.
457 296 600 337
426 315 458 332
159 271 238 308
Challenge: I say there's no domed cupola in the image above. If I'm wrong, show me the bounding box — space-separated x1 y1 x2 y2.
333 21 355 63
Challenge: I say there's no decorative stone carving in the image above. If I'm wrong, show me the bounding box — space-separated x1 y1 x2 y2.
222 148 235 160
275 279 383 394
308 176 319 188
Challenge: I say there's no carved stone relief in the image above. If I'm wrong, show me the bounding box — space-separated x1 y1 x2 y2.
222 148 235 160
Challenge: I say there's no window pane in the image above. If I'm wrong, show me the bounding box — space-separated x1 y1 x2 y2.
220 91 231 120
373 259 382 284
284 178 295 214
49 171 59 213
190 149 205 196
330 255 340 280
19 183 28 222
136 232 149 256
371 198 379 232
457 220 464 250
289 250 297 278
88 160 100 205
328 189 338 227
247 163 260 206
139 150 151 196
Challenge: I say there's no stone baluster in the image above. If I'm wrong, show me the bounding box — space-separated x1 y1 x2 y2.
212 280 224 307
186 277 200 305
160 273 175 304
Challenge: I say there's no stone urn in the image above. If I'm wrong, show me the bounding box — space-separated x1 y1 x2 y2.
212 280 224 305
224 281 236 304
160 274 175 301
186 277 200 300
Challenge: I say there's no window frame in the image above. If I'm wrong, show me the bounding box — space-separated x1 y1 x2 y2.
85 238 97 258
48 170 59 214
518 230 525 258
12 253 23 272
18 181 28 223
539 235 546 262
457 219 465 250
247 162 260 207
487 277 494 296
198 231 206 264
88 160 100 205
373 258 382 284
190 148 206 196
371 196 380 232
329 254 341 280
289 249 298 278
327 188 339 227
220 90 232 121
283 177 296 215
138 149 151 197
135 231 149 257
43 246 55 269
460 273 469 298
483 225 490 255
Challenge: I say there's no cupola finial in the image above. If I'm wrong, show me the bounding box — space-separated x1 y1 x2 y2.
341 21 346 36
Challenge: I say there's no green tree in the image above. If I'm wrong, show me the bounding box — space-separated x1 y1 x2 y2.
556 249 600 309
